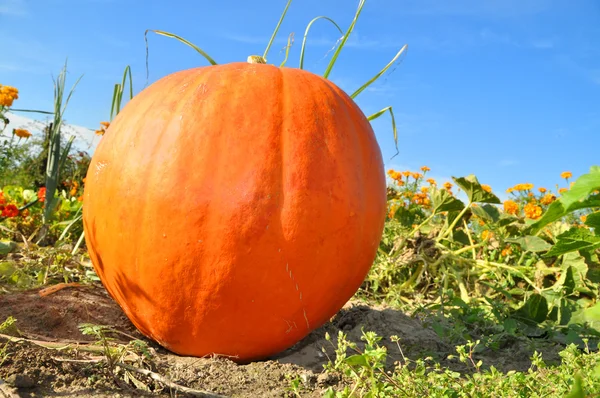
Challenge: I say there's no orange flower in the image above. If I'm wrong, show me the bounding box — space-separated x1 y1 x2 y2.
37 187 46 202
0 204 18 218
13 128 31 138
0 192 5 205
402 171 411 178
513 183 534 191
538 187 547 193
506 187 515 194
558 187 568 194
411 172 423 180
443 182 453 190
481 230 494 240
420 166 430 172
501 246 512 257
0 84 19 107
540 193 556 205
504 200 519 215
427 178 437 185
95 121 111 136
524 203 543 220
420 186 429 194
580 215 587 223
560 171 572 179
481 184 492 193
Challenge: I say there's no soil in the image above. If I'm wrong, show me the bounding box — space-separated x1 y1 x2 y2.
0 283 564 397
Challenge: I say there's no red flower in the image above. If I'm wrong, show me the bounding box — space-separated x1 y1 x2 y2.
38 187 46 202
1 204 18 218
0 192 5 205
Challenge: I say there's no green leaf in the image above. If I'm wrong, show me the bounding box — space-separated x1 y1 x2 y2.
345 354 369 367
505 236 551 253
470 204 500 223
544 227 600 257
452 175 501 204
560 166 600 210
565 372 585 398
515 294 548 324
585 212 600 232
0 261 16 276
0 241 16 255
431 187 465 214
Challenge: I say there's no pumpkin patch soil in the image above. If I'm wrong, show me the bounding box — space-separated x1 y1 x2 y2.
0 284 563 397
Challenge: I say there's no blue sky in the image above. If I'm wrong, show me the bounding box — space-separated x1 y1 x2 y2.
1 0 599 196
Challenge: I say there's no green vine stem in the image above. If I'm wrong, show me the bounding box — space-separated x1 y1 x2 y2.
299 16 344 69
263 0 293 62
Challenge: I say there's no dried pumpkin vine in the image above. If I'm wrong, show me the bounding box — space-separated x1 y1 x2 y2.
143 0 407 157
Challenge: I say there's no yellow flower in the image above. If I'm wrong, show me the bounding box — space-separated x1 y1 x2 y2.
560 171 572 179
524 203 543 220
540 193 556 205
13 128 31 138
481 230 494 240
558 187 568 194
481 184 492 193
402 171 411 178
580 215 588 223
0 84 19 107
504 200 519 215
420 166 430 172
444 182 453 190
412 172 423 180
506 187 515 194
427 178 437 185
514 183 534 191
538 187 547 193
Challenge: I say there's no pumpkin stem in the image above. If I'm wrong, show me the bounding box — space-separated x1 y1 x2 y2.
247 55 267 64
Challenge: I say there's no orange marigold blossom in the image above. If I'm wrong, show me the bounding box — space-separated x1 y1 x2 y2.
13 128 31 138
481 184 492 193
420 186 429 194
420 166 430 172
580 215 587 223
411 172 423 180
524 203 543 220
427 178 436 185
540 193 556 205
0 84 19 107
402 171 411 178
0 192 4 205
558 187 568 194
504 200 519 215
481 230 494 240
444 182 453 190
37 187 46 202
501 246 512 257
538 187 547 193
560 171 572 179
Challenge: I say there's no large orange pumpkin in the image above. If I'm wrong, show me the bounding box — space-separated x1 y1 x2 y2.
82 61 387 361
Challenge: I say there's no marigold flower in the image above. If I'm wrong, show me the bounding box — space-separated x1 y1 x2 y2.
524 202 543 220
0 192 4 205
560 171 572 179
481 230 494 240
444 182 453 190
540 193 556 205
412 172 423 180
538 187 547 193
0 204 18 218
0 84 19 107
504 200 519 215
581 215 587 223
481 184 492 193
37 187 46 202
506 187 515 194
558 187 568 194
420 186 429 194
402 171 411 178
501 246 512 257
514 183 534 191
427 178 437 185
420 166 430 172
13 128 31 139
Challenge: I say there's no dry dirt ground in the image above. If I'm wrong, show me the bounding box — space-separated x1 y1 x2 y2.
0 283 564 397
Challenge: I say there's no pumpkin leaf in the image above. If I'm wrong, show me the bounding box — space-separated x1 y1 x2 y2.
471 204 500 224
505 236 552 253
559 166 600 210
431 187 465 214
544 227 600 257
585 212 600 232
323 0 366 79
0 241 17 255
367 106 398 157
299 16 344 70
350 44 408 99
452 175 501 204
514 294 549 325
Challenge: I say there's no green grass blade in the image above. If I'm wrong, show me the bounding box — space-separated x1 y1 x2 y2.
367 106 399 158
323 0 366 79
109 83 120 121
280 33 295 67
8 109 54 115
299 16 344 70
145 29 217 84
263 0 293 62
350 44 408 99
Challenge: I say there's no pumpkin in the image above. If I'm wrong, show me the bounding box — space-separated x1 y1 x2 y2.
82 61 387 361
